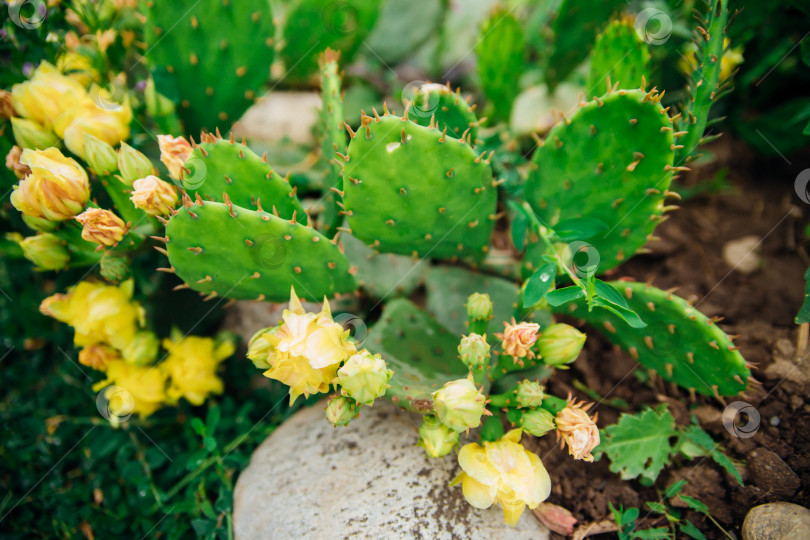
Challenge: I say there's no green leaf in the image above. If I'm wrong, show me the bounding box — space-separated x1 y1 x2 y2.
545 286 585 307
190 418 206 437
645 501 669 514
592 297 647 328
523 264 557 307
796 267 810 323
206 406 220 435
664 479 687 499
598 406 678 483
680 495 709 515
680 520 707 540
200 499 216 520
203 436 218 452
553 217 609 242
593 279 631 309
631 527 672 539
680 422 743 486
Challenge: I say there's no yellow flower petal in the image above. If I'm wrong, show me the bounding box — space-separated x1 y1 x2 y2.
460 473 497 509
458 443 500 486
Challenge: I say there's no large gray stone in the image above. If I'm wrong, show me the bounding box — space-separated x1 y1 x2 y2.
742 502 810 540
233 401 550 540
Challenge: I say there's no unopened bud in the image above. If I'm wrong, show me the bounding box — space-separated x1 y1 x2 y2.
117 142 155 185
100 253 129 282
458 333 490 368
325 395 359 427
84 133 118 175
122 331 159 365
466 292 493 321
433 374 487 432
418 416 459 457
538 323 586 367
515 379 544 408
10 117 59 150
337 350 393 405
520 408 556 437
246 325 281 370
75 208 126 246
19 233 69 270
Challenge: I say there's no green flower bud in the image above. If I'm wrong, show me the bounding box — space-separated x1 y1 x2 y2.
538 323 586 367
100 253 129 282
466 292 493 321
117 142 155 186
144 78 176 118
22 214 60 232
84 133 118 175
515 379 545 408
458 333 490 368
10 117 59 150
19 233 69 270
432 374 488 432
325 395 359 427
122 331 159 365
337 350 393 405
520 408 556 437
418 416 459 458
246 325 281 370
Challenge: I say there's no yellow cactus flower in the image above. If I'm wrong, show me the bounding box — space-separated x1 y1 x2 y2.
264 353 339 404
57 51 99 86
10 147 90 221
679 37 744 83
11 61 88 130
160 333 234 406
54 90 132 159
555 398 600 462
130 175 178 215
157 134 193 180
94 360 167 419
453 429 552 526
75 208 126 247
39 279 145 352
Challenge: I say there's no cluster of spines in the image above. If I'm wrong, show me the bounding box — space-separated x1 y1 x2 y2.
408 82 485 144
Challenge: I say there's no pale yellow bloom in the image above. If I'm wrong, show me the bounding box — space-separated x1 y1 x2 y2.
94 360 167 419
160 333 234 406
265 353 339 404
10 147 90 221
75 208 126 247
157 135 193 180
57 51 99 86
11 61 87 130
556 398 600 462
55 90 132 159
453 429 551 526
496 319 540 359
130 175 178 215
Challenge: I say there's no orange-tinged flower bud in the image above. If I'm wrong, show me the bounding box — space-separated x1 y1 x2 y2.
556 398 600 462
75 208 126 246
10 147 90 221
496 319 540 359
130 175 178 215
11 61 87 130
0 89 16 120
5 145 30 179
157 134 192 180
10 117 59 150
79 344 119 371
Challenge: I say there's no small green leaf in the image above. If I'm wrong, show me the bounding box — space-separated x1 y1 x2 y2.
593 297 647 328
680 520 707 540
545 286 585 307
203 436 218 452
593 279 631 309
664 479 687 499
631 527 671 539
645 501 668 514
512 211 529 250
200 499 216 520
523 263 557 307
206 406 221 435
553 217 609 242
796 267 810 323
680 495 709 515
190 418 206 437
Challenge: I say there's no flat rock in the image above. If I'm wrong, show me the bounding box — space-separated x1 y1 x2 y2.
742 502 810 540
747 449 800 498
233 400 549 540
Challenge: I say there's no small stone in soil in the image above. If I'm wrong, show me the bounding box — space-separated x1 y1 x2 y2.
742 502 810 540
746 448 800 499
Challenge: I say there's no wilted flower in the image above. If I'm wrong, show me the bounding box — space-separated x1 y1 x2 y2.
452 429 552 526
0 89 16 119
160 332 234 406
5 146 30 179
157 134 193 180
325 395 359 427
337 350 393 405
556 398 600 462
537 323 585 367
10 147 90 221
19 233 69 270
130 175 178 215
94 360 167 419
11 61 87 130
520 408 556 437
458 333 490 369
75 208 126 247
417 416 459 458
117 141 155 185
496 319 540 360
432 374 489 433
10 117 59 149
79 344 120 371
466 292 493 321
515 379 544 408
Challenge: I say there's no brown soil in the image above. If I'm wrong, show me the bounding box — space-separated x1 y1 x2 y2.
530 137 810 538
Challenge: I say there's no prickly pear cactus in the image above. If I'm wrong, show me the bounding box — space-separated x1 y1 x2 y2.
142 0 274 135
163 199 356 301
280 0 381 82
475 6 525 122
405 83 481 144
366 298 469 413
524 88 679 274
343 112 497 263
587 17 650 93
546 0 625 90
340 233 428 299
558 281 751 396
318 49 347 237
180 134 306 223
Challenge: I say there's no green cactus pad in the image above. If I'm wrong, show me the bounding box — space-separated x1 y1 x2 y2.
280 0 381 82
557 281 750 396
405 83 481 144
587 17 650 93
181 135 306 224
524 89 676 274
340 233 428 299
318 50 346 237
366 298 469 413
143 0 274 135
343 113 497 263
164 199 356 301
475 6 525 123
546 0 625 90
